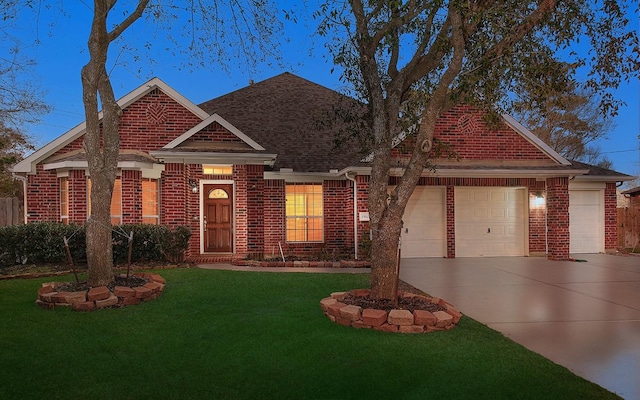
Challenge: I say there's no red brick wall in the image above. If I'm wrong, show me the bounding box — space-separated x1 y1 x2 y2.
246 165 265 256
233 165 248 259
263 179 285 257
121 170 141 224
546 177 570 260
69 170 88 224
188 122 245 143
53 89 203 157
604 182 618 251
324 180 354 253
26 165 59 222
446 186 455 258
161 163 187 227
392 105 549 161
528 181 547 254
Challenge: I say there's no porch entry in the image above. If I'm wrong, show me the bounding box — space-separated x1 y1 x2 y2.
203 184 233 253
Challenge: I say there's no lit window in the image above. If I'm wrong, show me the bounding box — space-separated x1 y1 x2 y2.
203 165 232 175
208 188 229 199
60 177 69 224
87 177 122 225
286 184 323 242
142 178 159 224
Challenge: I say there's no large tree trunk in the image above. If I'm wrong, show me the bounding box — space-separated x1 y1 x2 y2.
81 1 123 287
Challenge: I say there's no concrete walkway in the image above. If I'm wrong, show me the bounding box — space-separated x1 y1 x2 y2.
399 254 640 400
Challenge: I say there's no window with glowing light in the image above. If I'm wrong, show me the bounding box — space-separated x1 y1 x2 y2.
285 183 323 242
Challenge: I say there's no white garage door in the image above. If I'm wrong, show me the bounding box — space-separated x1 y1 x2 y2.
455 187 526 257
569 190 603 253
400 186 445 258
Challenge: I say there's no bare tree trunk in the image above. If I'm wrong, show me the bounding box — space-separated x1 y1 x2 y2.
81 1 121 287
78 1 149 287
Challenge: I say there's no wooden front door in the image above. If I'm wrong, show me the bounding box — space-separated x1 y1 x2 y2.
204 184 233 253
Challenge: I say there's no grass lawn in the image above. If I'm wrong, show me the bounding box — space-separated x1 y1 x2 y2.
0 268 619 399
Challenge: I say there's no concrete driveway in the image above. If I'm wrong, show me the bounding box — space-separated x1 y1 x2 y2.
399 254 640 400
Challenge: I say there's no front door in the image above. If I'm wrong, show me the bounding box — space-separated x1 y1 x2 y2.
204 184 233 253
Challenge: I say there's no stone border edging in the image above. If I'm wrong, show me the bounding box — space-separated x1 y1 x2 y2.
241 260 371 268
36 273 166 311
320 289 462 333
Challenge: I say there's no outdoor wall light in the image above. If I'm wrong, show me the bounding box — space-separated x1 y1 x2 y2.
188 179 198 193
534 191 545 207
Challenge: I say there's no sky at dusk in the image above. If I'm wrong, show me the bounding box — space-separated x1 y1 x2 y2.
6 2 640 178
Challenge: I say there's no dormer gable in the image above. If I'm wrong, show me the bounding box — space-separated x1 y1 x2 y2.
163 113 265 152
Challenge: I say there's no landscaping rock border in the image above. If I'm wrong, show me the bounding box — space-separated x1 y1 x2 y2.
320 289 462 333
36 273 165 311
242 260 371 268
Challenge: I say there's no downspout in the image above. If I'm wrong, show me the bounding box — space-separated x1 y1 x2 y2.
345 171 358 260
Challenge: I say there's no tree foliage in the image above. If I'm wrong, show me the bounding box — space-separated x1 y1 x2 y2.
316 0 640 299
0 1 49 197
514 82 613 168
72 0 281 286
7 0 282 285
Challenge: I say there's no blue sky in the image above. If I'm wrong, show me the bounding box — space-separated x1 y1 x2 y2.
8 2 640 177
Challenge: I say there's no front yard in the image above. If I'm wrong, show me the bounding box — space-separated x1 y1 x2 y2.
0 268 619 399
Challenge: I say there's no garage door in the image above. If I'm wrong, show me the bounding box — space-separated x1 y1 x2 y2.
569 190 603 253
455 187 526 257
400 186 445 258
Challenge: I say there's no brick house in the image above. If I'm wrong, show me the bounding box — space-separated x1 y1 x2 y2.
12 73 633 262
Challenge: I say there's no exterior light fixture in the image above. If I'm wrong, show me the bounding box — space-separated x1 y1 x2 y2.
188 179 198 193
534 191 545 207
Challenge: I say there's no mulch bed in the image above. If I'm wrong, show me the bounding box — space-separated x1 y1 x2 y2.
55 275 149 292
341 292 447 313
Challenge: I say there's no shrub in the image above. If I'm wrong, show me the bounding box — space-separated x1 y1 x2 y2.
0 222 85 267
0 222 191 269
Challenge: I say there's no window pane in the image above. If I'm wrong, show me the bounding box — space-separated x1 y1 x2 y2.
111 178 122 225
285 183 323 243
87 177 122 224
203 165 232 175
60 177 69 224
142 178 159 224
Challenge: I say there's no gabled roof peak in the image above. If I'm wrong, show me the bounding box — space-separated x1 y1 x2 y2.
13 78 210 174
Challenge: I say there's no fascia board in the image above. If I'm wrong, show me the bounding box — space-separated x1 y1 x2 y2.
43 159 163 171
501 114 571 165
264 171 344 182
150 151 277 166
338 166 590 179
163 113 265 151
572 174 636 182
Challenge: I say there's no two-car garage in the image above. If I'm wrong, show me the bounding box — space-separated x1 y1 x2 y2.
401 186 528 258
399 183 605 258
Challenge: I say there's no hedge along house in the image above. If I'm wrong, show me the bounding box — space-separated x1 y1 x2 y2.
12 73 633 263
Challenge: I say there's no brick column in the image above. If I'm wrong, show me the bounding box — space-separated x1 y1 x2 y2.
246 164 265 256
263 179 285 258
356 175 371 255
546 177 570 260
604 182 618 252
446 185 455 258
69 169 88 224
121 170 141 224
233 165 248 259
528 180 547 255
160 163 187 226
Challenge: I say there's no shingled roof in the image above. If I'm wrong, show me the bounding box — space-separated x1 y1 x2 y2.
198 72 363 173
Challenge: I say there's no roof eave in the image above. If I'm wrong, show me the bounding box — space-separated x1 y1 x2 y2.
149 150 277 167
339 166 591 179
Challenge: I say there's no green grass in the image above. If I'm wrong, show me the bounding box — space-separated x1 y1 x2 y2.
0 269 619 399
